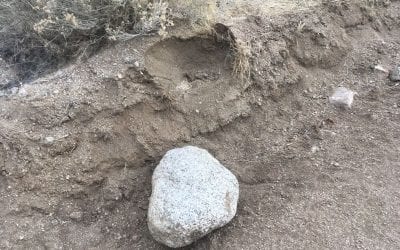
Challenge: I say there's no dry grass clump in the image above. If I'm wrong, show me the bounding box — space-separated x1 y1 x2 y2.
0 0 173 81
212 23 252 82
232 40 251 81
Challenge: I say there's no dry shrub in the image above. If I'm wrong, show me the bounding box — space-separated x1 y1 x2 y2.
0 0 173 81
0 0 249 83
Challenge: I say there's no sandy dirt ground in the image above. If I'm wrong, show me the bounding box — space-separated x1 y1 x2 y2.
1 1 400 249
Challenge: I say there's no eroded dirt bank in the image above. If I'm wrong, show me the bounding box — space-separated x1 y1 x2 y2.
1 1 400 249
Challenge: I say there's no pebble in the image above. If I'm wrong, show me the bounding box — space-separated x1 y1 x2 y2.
389 65 400 82
373 64 388 73
311 145 320 154
329 87 356 109
44 137 55 145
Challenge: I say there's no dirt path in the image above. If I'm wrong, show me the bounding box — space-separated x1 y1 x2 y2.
1 1 400 249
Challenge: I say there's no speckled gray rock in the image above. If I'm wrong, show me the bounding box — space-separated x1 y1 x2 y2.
148 146 239 248
389 65 400 82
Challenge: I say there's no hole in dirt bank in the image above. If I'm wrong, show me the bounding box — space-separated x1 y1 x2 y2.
144 35 251 133
145 36 235 89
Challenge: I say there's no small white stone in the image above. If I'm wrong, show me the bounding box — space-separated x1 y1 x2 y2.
148 146 239 248
18 87 28 97
374 65 388 73
44 137 55 144
329 87 355 109
10 87 19 95
69 211 83 221
389 65 400 82
311 145 320 153
176 81 190 91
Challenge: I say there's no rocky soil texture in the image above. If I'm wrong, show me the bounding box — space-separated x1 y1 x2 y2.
1 1 400 249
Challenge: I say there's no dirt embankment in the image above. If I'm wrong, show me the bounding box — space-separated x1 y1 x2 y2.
1 1 400 249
